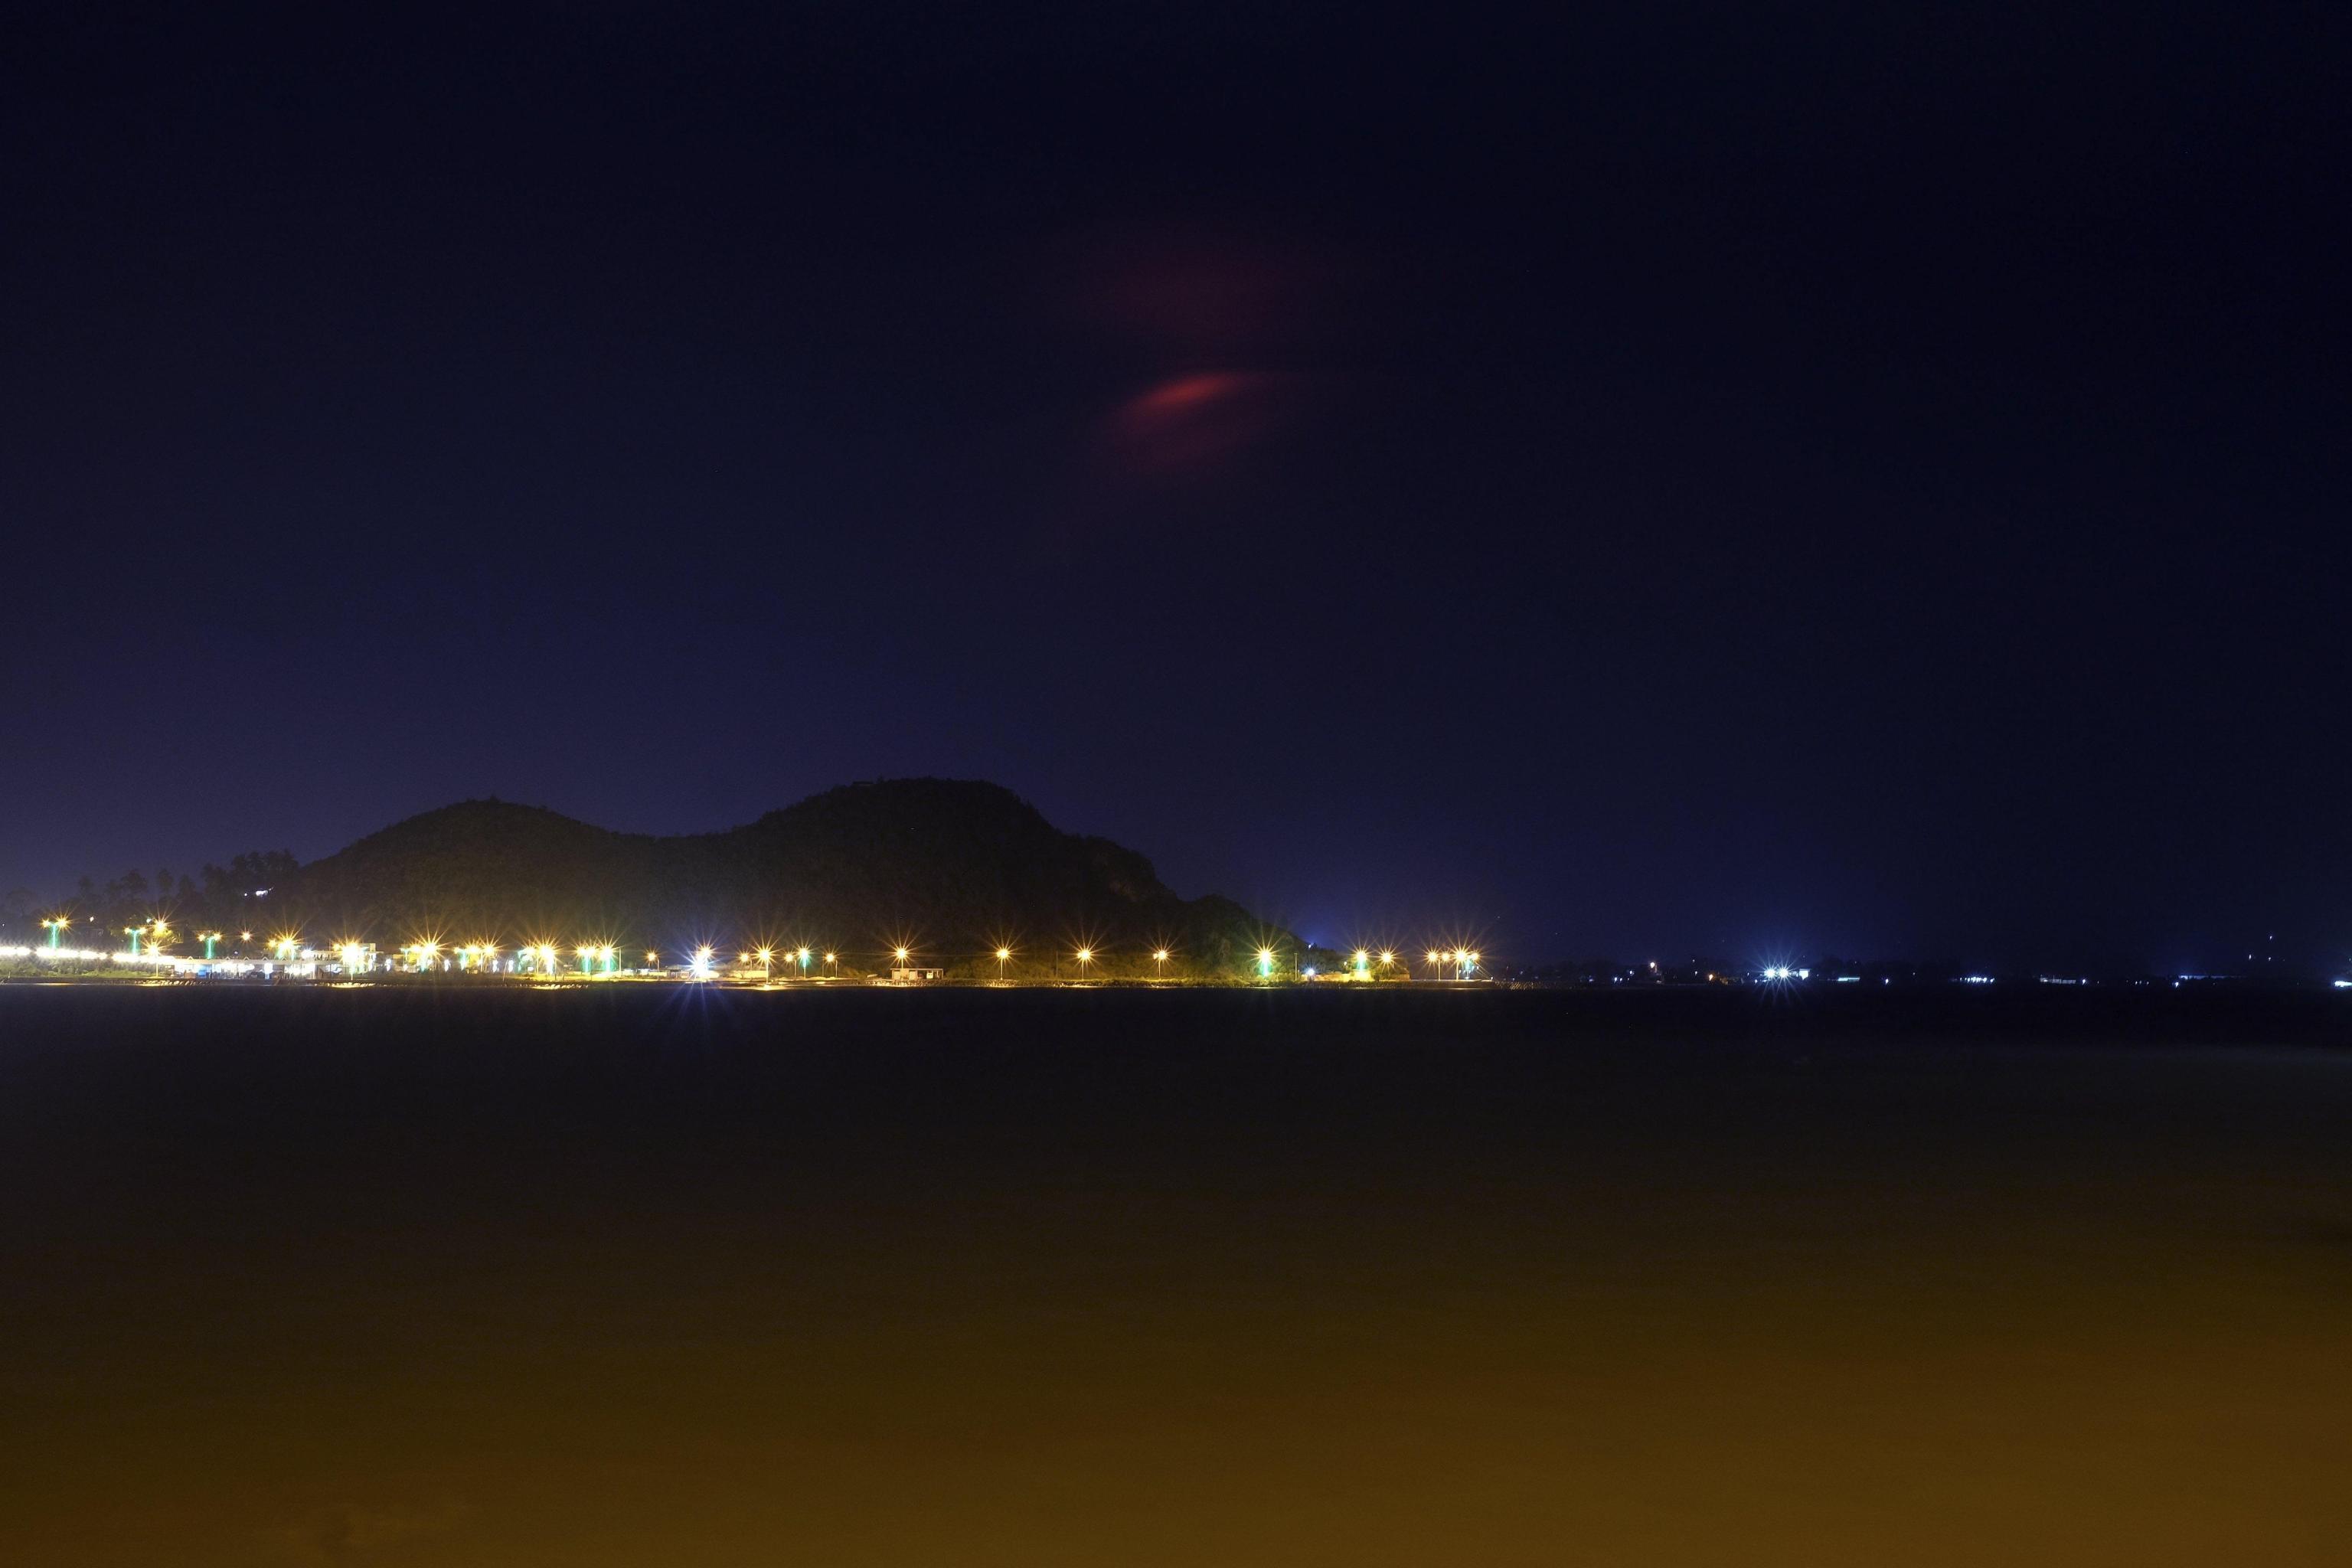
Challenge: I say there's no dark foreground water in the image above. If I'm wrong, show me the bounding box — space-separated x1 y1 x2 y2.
2 985 2348 1566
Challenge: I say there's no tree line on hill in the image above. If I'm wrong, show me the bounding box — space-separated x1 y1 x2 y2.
4 782 1304 979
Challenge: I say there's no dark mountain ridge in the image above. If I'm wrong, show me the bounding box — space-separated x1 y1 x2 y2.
277 779 1283 974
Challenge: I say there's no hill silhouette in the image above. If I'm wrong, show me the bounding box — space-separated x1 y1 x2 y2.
275 779 1287 975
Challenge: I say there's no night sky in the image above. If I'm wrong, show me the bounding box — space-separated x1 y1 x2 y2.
6 4 2345 972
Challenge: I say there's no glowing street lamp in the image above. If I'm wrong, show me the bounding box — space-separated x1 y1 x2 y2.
199 930 221 960
339 942 368 973
996 946 1012 982
1257 946 1276 979
691 946 715 979
149 920 172 949
1379 951 1396 973
41 916 68 949
1074 946 1093 980
1352 949 1369 978
124 925 143 956
1152 949 1169 978
598 945 617 975
795 947 812 974
578 946 596 976
756 947 774 978
824 952 838 976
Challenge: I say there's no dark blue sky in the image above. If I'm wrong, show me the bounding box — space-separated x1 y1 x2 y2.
5 3 2346 972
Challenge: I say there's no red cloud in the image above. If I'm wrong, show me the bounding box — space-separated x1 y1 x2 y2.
1110 371 1301 474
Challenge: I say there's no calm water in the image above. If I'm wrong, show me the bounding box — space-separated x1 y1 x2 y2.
2 985 2347 1566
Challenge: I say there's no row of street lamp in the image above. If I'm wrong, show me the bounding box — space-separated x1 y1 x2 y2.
28 919 1484 982
47 916 234 962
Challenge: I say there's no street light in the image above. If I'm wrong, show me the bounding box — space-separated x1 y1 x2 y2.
1257 946 1276 978
124 925 143 956
1075 946 1093 980
1153 949 1169 978
996 946 1011 981
199 930 221 960
824 952 837 976
41 916 67 949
